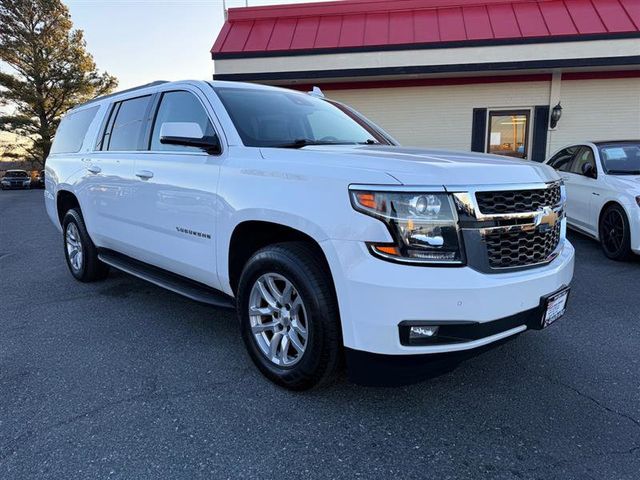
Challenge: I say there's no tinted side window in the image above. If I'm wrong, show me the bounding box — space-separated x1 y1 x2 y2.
105 95 152 151
571 147 596 176
548 146 579 172
51 106 100 154
150 91 216 152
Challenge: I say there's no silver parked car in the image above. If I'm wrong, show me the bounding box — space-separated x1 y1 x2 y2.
0 170 31 190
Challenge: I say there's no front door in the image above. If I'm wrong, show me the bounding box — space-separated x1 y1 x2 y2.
130 88 223 287
564 146 599 234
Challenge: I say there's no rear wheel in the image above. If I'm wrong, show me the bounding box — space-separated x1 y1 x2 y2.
237 242 341 390
599 204 632 261
62 208 110 282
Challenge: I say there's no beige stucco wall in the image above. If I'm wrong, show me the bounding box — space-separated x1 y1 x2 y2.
547 77 640 155
324 77 640 160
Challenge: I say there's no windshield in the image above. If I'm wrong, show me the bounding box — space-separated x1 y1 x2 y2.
214 87 379 148
4 171 28 178
599 143 640 175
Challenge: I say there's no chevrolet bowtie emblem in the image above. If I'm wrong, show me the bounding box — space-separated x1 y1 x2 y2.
534 206 559 232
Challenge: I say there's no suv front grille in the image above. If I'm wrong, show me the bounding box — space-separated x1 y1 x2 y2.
485 222 561 269
475 183 561 215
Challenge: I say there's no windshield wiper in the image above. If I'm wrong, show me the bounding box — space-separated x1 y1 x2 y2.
357 139 382 145
271 139 354 149
607 169 640 175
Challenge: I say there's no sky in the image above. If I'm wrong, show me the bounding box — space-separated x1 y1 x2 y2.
2 0 335 152
66 0 334 91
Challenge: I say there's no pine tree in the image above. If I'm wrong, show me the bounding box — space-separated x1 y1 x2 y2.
0 0 117 167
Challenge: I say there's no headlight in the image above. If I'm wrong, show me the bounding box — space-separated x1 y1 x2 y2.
350 189 463 264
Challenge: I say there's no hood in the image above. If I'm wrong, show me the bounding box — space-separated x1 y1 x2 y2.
260 145 558 187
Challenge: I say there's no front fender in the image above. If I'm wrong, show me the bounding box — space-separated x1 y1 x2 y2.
215 154 398 293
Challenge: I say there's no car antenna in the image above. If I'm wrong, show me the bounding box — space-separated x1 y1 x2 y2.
308 86 325 98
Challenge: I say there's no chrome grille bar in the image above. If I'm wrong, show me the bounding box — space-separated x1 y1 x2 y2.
450 181 565 272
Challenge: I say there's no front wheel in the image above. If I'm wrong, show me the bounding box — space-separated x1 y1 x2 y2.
599 204 633 261
237 242 341 390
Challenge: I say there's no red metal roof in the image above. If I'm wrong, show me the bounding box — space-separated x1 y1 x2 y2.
211 0 640 58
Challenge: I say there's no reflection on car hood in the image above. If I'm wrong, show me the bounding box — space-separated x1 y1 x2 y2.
607 174 640 191
260 145 558 186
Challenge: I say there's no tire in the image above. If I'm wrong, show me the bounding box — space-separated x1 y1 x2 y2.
62 208 110 282
599 204 633 261
237 242 341 390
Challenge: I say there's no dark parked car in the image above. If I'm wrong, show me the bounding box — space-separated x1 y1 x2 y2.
32 170 45 189
0 170 32 190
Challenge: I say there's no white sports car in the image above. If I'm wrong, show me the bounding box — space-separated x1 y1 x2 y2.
545 141 640 260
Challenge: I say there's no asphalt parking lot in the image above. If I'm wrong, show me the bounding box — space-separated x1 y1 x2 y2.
1 189 639 479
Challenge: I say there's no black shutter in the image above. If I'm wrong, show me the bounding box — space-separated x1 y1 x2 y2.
531 105 550 163
471 108 487 153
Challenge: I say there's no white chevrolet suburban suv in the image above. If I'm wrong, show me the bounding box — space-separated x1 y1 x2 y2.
45 80 575 389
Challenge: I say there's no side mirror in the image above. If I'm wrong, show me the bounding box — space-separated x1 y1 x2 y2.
160 122 221 154
581 162 597 179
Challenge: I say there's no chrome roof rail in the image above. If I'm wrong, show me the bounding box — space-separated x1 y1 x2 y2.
75 80 169 109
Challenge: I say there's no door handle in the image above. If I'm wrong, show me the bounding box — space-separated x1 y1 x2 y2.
592 192 600 196
135 170 154 180
87 165 101 174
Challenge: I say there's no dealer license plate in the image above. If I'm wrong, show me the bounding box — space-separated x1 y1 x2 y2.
541 287 570 328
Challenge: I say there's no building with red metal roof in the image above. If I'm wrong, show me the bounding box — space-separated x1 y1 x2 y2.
212 0 639 161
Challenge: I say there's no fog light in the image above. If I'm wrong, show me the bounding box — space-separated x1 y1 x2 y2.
410 326 439 339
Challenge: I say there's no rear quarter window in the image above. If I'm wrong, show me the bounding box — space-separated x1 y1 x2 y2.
50 106 100 154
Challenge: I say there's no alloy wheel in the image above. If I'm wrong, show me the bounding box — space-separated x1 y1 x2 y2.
601 209 625 256
65 223 84 272
248 273 309 367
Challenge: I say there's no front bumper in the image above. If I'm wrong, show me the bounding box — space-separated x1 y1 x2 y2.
322 238 575 356
1 182 31 189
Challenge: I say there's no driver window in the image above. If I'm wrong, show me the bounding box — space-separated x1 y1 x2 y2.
150 90 217 152
571 147 596 176
548 146 579 172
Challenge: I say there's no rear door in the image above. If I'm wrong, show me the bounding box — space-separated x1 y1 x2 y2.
82 94 155 253
128 87 224 287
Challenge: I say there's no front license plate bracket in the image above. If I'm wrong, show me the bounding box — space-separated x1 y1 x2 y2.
538 286 570 329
